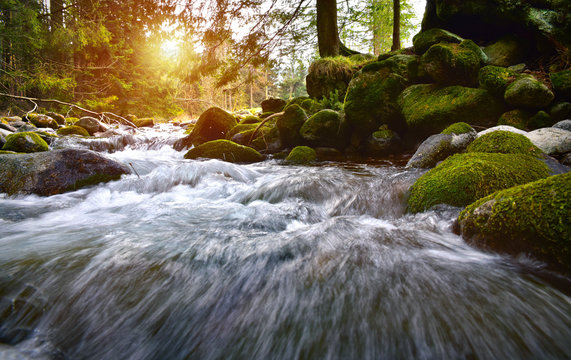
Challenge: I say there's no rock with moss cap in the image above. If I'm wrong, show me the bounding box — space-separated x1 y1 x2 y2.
497 109 531 130
407 152 550 213
478 65 519 97
276 104 307 147
285 146 316 164
527 111 554 129
261 98 287 113
230 124 281 152
0 149 129 195
173 107 237 150
504 76 554 109
406 123 476 169
56 125 91 136
550 69 571 99
455 172 571 274
483 36 527 67
25 113 58 130
550 102 571 122
226 123 258 141
399 84 504 139
466 130 542 156
132 118 155 128
412 28 464 55
368 55 418 79
2 132 49 153
420 39 487 86
76 116 106 135
184 139 264 163
365 125 402 156
299 110 349 149
344 68 407 136
46 112 66 125
239 115 261 125
305 57 360 100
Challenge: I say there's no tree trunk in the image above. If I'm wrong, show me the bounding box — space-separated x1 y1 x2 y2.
51 0 64 30
391 0 401 51
316 0 340 57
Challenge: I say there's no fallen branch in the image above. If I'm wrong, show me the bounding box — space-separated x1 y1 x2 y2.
247 111 284 147
0 92 136 127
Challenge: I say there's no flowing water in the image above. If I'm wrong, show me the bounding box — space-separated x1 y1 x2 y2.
0 125 569 359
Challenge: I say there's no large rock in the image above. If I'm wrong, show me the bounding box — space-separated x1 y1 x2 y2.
306 57 358 100
526 128 571 155
483 36 527 67
285 146 317 164
299 110 349 149
184 139 264 163
344 67 407 136
399 84 504 139
497 109 531 130
261 98 287 113
56 125 90 136
477 125 528 137
550 69 571 99
372 55 418 79
467 130 543 155
455 172 571 274
504 76 554 109
478 65 519 97
550 102 571 122
365 126 403 156
276 104 307 147
24 113 58 130
1 132 49 153
407 152 549 213
173 107 237 150
420 39 487 86
412 28 464 55
553 120 571 132
76 116 106 135
0 149 129 196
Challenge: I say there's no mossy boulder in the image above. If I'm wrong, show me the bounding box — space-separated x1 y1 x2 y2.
276 104 307 147
239 116 261 125
497 109 531 130
299 110 348 149
466 130 543 155
1 132 49 153
420 39 487 86
132 118 155 128
226 123 258 141
549 102 571 122
441 122 474 135
483 36 526 67
527 110 554 129
25 113 58 130
478 65 519 97
407 152 550 213
300 98 322 115
285 146 317 164
261 98 287 113
504 76 554 109
230 125 281 152
65 117 79 125
399 84 504 138
56 125 90 136
368 55 418 79
184 139 264 163
365 125 403 156
455 172 571 274
173 107 237 150
0 149 129 196
306 57 360 100
550 69 571 99
46 112 66 125
412 28 464 55
344 68 407 136
76 116 106 135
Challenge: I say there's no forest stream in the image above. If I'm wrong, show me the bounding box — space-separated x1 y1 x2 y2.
0 124 570 360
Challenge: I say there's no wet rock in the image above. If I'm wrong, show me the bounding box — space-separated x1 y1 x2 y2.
56 125 90 136
504 76 554 109
76 117 106 136
407 125 476 168
132 118 155 128
365 126 402 157
0 121 17 133
299 110 349 149
46 112 66 125
412 28 463 55
24 113 58 130
174 107 237 150
1 132 48 153
285 146 316 164
553 120 571 132
184 139 264 163
407 152 550 213
0 149 130 196
526 128 571 155
456 172 571 274
420 39 487 86
261 98 287 113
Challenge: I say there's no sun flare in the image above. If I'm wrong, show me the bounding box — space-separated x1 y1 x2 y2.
160 39 181 59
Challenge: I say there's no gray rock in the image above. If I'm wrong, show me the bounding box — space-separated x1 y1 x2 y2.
477 126 528 138
406 130 476 168
526 128 571 155
0 149 130 196
0 122 17 132
76 116 105 135
0 344 32 359
553 120 571 132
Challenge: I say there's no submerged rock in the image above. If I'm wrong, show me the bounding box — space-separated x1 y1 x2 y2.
184 139 264 163
456 172 571 274
407 152 550 213
0 149 129 196
1 132 49 153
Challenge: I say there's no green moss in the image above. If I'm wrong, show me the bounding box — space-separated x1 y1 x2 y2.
276 104 307 147
412 28 464 55
528 110 554 129
441 122 474 135
239 116 261 125
285 96 310 109
407 152 550 213
504 76 554 109
285 146 317 164
226 123 258 140
300 109 347 148
466 131 542 155
65 117 79 125
184 139 264 163
457 172 571 273
69 173 122 191
399 84 504 137
306 56 371 100
420 39 485 86
2 132 49 153
497 109 531 130
372 125 394 139
132 118 155 128
26 113 58 130
188 107 237 145
56 125 90 136
478 65 519 97
0 150 17 154
550 69 571 98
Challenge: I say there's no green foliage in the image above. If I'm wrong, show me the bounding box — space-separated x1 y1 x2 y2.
319 90 344 112
407 152 550 213
466 131 543 155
